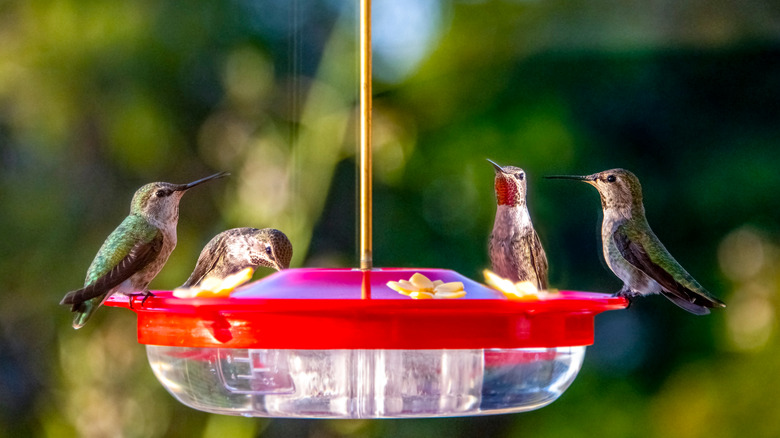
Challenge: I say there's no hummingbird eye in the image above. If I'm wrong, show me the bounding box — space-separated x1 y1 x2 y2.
155 189 168 198
606 175 616 183
265 245 273 255
515 173 524 181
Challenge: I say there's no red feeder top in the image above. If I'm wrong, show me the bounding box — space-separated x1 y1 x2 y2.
104 268 627 349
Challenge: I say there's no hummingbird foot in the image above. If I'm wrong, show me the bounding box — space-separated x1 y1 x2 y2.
613 285 634 308
127 291 155 309
140 290 154 307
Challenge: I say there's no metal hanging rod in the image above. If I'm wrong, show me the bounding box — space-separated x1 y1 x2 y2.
359 0 373 271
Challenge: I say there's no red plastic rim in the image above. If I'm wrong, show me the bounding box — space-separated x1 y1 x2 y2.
104 268 627 349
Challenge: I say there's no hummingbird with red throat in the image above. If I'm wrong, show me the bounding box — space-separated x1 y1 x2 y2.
488 159 548 289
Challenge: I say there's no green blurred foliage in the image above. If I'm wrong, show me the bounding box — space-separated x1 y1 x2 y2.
0 0 778 437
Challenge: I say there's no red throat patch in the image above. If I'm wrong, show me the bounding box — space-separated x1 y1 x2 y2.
494 177 516 206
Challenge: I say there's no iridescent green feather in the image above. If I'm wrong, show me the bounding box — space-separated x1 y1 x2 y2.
74 215 159 328
84 215 159 286
618 220 722 304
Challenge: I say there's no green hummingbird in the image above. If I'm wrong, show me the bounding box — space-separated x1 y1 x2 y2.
181 227 293 287
547 168 725 315
60 172 228 328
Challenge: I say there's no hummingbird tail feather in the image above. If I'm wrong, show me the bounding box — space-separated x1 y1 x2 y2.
60 290 89 312
72 301 95 329
661 291 712 316
59 291 77 305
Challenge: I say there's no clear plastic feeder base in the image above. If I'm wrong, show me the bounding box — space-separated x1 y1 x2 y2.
147 346 585 418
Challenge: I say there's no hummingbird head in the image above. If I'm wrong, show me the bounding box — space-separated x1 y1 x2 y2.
487 159 527 207
248 228 293 271
131 172 228 225
546 168 643 211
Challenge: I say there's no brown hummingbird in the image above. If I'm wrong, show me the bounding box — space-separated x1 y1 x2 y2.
546 168 726 314
181 227 293 287
487 159 549 289
60 172 228 328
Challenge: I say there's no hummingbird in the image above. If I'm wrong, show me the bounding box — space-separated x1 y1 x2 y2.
487 159 549 289
60 172 228 328
181 227 293 288
546 168 726 315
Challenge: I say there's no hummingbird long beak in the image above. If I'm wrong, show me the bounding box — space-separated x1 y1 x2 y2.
486 159 505 174
175 172 229 191
545 174 594 182
545 174 598 187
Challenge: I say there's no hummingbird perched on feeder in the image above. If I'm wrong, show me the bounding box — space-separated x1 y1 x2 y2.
180 227 293 288
546 168 726 315
60 172 228 328
487 159 549 290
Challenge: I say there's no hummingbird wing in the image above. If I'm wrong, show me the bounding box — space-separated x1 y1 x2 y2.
525 229 549 290
490 230 549 290
613 222 725 314
181 235 228 287
60 226 164 308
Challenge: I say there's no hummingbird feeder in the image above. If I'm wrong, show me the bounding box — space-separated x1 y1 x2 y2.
105 0 627 418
